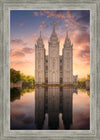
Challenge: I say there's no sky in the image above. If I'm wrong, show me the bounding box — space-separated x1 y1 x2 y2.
10 10 90 78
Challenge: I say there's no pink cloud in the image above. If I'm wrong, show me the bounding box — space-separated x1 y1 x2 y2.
66 11 75 19
40 11 44 16
65 19 80 29
10 51 25 59
47 11 65 19
11 39 27 46
10 46 34 57
70 28 90 46
42 21 45 24
22 47 34 54
40 21 48 30
77 45 90 65
10 61 34 76
33 12 39 16
65 19 73 26
29 33 38 41
40 10 65 19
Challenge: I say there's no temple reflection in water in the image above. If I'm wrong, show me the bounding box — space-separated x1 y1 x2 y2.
35 87 77 130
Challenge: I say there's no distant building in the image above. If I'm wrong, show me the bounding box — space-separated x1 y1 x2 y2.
35 21 77 84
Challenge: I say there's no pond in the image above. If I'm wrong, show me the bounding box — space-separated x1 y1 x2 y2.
10 87 90 130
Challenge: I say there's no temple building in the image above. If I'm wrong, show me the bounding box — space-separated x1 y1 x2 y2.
35 21 78 84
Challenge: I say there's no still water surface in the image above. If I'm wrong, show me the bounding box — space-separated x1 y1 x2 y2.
10 87 90 130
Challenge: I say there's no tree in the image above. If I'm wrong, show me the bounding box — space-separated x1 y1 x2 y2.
10 68 35 84
10 68 21 83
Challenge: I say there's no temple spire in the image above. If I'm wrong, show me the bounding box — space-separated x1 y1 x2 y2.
40 30 42 38
66 31 68 39
49 21 58 43
36 30 44 48
64 31 69 45
53 21 55 32
64 31 72 47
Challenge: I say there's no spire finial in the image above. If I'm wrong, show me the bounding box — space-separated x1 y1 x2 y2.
40 30 41 38
53 21 55 32
66 31 68 38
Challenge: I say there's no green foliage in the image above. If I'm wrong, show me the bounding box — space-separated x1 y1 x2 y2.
87 74 90 80
10 68 21 83
78 74 90 89
78 77 86 83
10 68 35 84
78 74 90 83
20 74 34 83
10 88 34 102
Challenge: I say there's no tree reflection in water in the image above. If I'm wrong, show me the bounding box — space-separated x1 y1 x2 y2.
10 88 34 102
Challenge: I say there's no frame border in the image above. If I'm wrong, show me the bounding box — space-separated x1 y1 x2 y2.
0 0 100 140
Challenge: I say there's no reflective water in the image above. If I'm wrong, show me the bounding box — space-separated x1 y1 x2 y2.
10 87 90 130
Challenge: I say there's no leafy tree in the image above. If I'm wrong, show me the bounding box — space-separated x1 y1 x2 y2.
78 74 90 88
10 68 21 83
10 68 35 84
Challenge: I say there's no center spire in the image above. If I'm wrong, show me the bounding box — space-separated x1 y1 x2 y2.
49 21 58 43
40 30 41 38
53 21 55 33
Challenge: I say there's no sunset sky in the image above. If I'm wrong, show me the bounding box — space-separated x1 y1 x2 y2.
10 10 90 78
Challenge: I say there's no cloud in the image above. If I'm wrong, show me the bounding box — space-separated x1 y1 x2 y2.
33 12 39 16
72 29 90 46
64 11 90 33
45 10 65 19
10 46 34 59
11 39 27 46
11 51 25 59
16 22 24 26
35 10 65 19
76 17 90 28
60 16 90 69
68 24 90 66
76 11 90 25
11 39 23 45
65 19 73 26
11 61 32 66
64 18 80 31
66 11 75 19
29 33 38 41
77 45 90 65
22 47 34 54
64 11 77 29
10 60 35 76
40 21 48 30
40 11 44 16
